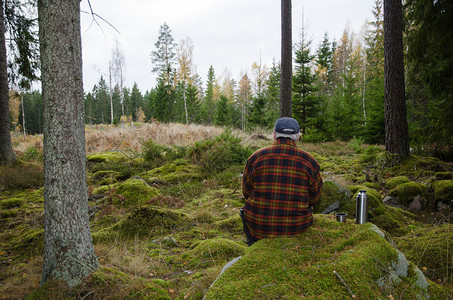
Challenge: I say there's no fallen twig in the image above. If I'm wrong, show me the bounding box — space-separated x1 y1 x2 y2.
333 270 355 298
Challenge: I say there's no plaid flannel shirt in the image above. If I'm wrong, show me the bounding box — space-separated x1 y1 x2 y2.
242 138 323 240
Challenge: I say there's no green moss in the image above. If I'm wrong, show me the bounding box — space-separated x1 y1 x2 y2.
188 238 246 267
93 206 186 241
92 185 111 195
435 172 452 180
205 215 429 299
385 176 410 189
214 215 243 234
88 267 171 299
142 162 201 184
87 151 127 163
434 180 453 204
395 223 453 285
1 208 19 218
90 171 120 185
115 178 160 207
0 197 24 209
363 182 381 190
314 180 352 214
388 182 427 206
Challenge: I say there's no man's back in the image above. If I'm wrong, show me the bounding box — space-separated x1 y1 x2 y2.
242 138 322 240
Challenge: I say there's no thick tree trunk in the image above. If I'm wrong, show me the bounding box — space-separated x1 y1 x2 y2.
38 0 99 287
0 0 16 165
384 0 410 158
280 0 292 117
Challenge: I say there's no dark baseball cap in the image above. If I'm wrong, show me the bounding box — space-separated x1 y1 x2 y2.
274 117 300 134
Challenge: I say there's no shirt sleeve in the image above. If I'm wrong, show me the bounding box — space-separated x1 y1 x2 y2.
242 157 254 199
308 161 323 206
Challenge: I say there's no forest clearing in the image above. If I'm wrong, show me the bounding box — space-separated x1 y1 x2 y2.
0 123 452 299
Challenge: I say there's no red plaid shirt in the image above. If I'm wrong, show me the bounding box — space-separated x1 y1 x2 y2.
242 138 323 240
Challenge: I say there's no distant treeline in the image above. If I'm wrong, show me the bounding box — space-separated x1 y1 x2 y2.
11 0 452 157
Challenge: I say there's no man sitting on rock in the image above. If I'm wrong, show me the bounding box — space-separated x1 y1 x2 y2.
240 117 323 246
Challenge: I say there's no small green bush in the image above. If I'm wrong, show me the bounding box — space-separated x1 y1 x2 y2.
141 139 165 163
187 131 252 174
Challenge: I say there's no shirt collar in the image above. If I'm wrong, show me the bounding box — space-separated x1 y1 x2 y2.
274 138 297 147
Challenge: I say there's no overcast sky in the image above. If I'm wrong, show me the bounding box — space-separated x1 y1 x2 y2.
80 0 376 93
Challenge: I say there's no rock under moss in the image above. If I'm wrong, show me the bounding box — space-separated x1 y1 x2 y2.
433 179 453 205
314 180 352 214
87 151 127 163
388 181 427 209
186 238 246 268
141 162 201 185
93 206 186 241
115 178 160 207
385 176 410 189
205 215 434 299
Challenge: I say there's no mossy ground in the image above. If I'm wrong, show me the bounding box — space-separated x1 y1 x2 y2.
1 129 452 299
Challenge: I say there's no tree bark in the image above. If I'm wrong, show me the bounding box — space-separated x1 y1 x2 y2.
0 0 16 165
280 0 292 117
384 0 410 158
38 0 99 287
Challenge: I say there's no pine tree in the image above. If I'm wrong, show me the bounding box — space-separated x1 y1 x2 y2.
280 0 292 117
151 23 177 86
215 95 230 126
384 0 409 158
38 0 98 286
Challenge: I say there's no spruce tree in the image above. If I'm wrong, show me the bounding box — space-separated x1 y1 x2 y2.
292 30 319 135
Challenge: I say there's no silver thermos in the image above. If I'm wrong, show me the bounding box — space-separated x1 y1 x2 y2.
356 190 368 224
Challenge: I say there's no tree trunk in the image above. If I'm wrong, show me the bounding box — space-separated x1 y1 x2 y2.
0 0 16 165
38 0 99 287
280 0 292 117
384 0 409 158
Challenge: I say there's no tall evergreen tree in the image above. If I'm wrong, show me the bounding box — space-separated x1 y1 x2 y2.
151 23 177 86
1 0 39 164
292 24 319 135
215 95 231 126
130 82 143 121
363 0 385 144
265 60 281 127
201 66 216 125
38 0 99 286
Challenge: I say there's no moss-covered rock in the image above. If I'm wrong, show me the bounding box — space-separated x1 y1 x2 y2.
92 206 186 241
141 161 201 185
435 172 452 180
395 223 453 285
115 178 160 207
385 176 410 189
87 151 127 163
205 215 433 299
90 170 120 185
187 238 246 268
340 186 416 236
214 215 243 234
433 179 453 205
388 181 428 209
314 180 352 214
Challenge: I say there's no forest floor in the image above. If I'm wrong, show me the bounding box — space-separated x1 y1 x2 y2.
0 123 452 299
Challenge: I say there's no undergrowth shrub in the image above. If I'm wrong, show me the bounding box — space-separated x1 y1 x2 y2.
187 131 252 174
141 139 165 164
